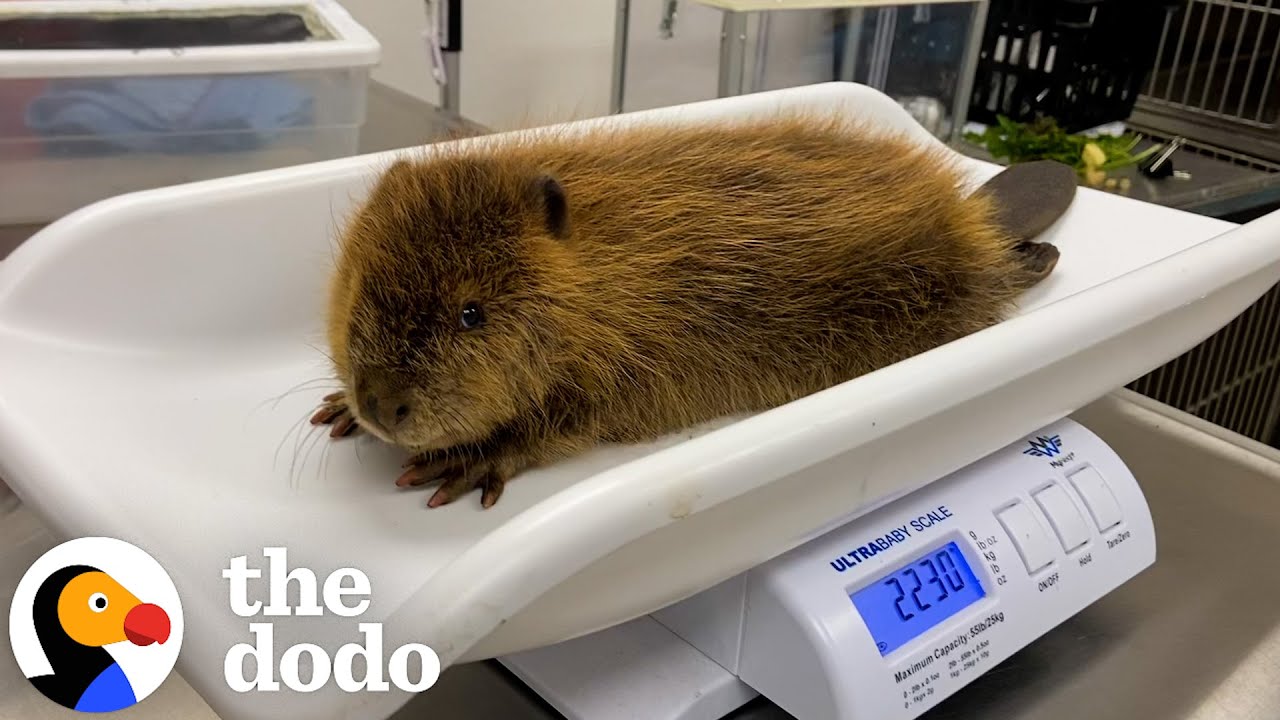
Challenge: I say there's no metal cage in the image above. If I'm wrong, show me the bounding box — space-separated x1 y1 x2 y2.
1121 1 1280 445
1128 280 1280 445
1133 0 1280 163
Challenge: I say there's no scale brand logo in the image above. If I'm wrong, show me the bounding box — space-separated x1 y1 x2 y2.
1022 434 1064 458
8 537 183 713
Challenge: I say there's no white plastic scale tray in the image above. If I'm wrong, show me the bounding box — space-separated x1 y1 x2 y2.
1 83 1278 720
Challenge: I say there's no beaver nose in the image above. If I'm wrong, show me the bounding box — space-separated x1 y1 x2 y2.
362 393 411 429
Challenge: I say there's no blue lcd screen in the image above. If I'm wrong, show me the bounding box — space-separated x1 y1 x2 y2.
849 541 986 656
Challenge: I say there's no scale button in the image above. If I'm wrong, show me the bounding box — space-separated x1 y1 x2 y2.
995 503 1055 573
1069 466 1123 531
1032 484 1091 551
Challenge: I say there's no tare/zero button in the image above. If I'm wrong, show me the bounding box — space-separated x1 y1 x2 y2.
995 503 1055 574
1032 484 1091 552
1068 466 1123 532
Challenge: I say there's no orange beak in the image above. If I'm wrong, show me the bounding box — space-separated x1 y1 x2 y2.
123 603 170 646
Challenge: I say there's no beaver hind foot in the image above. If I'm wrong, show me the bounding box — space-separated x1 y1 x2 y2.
1014 241 1061 283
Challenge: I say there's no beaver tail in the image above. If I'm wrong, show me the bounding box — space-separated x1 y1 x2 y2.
973 159 1077 288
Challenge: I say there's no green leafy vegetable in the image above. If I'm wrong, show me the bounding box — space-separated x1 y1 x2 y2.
964 116 1158 180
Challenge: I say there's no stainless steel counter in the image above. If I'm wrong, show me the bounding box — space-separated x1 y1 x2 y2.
954 136 1280 219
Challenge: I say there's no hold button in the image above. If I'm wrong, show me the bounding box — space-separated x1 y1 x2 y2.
1033 484 1091 552
1068 466 1123 531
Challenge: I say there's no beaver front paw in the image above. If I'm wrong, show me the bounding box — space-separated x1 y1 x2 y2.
395 451 515 509
309 391 360 438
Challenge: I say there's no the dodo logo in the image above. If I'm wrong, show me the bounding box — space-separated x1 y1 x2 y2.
8 537 183 713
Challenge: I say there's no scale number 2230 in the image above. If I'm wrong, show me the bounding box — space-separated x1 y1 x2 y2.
886 550 966 621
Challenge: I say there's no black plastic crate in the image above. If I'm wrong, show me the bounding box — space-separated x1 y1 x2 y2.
969 0 1184 132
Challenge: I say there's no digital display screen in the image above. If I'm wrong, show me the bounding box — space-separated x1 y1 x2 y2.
849 541 986 656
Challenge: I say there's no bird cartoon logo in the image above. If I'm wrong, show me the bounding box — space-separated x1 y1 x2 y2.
9 537 183 713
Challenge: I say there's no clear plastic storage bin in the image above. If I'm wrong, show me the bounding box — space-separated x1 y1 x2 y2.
0 0 380 225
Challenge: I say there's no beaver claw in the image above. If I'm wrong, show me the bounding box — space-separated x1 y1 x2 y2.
310 392 512 508
396 452 508 509
310 391 360 438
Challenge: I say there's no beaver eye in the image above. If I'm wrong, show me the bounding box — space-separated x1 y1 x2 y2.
89 593 108 613
460 301 485 330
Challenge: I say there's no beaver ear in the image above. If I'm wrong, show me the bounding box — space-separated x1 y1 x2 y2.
384 158 413 177
534 174 569 240
378 158 417 190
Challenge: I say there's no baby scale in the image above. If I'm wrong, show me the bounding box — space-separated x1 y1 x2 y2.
1 82 1275 720
503 417 1154 720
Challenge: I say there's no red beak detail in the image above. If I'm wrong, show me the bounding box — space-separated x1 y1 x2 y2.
123 603 171 646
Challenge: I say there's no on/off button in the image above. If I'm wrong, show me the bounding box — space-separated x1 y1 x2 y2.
995 503 1055 574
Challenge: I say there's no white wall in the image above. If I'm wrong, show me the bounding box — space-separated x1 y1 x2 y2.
339 0 440 105
339 1 835 131
460 0 616 129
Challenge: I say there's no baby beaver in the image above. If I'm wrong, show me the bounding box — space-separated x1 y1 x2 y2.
311 112 1074 509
